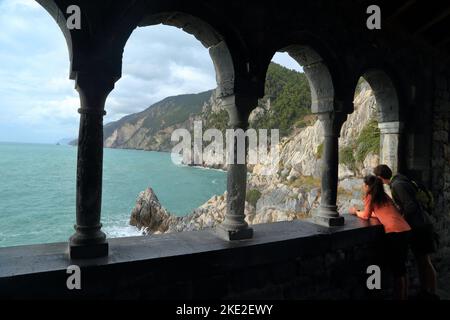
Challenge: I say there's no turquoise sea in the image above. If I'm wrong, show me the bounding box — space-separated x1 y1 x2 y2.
0 142 227 247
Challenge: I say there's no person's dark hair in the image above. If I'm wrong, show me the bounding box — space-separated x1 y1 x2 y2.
373 164 393 180
364 175 390 210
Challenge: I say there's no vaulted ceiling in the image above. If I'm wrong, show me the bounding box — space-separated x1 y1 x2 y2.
359 0 450 56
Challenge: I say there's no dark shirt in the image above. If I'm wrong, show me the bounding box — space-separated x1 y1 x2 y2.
389 174 431 228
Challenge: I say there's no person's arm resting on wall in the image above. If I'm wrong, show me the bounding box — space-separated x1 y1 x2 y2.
349 196 373 220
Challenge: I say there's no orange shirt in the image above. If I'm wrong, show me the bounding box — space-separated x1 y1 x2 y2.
356 194 411 233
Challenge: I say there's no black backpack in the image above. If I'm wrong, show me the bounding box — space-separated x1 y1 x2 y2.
410 179 435 215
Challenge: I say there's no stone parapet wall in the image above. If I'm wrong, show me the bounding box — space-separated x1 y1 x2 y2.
1 216 397 300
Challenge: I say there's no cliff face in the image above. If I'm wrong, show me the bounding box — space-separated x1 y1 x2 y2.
98 63 381 234
129 82 379 234
253 81 378 180
102 90 214 152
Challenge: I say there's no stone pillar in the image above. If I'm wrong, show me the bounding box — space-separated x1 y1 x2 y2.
216 95 254 240
313 112 346 227
69 72 115 259
378 121 404 175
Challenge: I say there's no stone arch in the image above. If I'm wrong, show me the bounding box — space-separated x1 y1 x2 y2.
116 10 242 129
260 41 346 227
121 11 252 241
360 69 400 123
354 69 403 174
266 44 336 114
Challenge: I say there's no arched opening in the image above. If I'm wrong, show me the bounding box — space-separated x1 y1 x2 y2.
280 45 335 113
244 46 338 225
362 70 400 123
335 70 401 211
361 70 402 175
104 13 237 236
338 70 401 181
138 12 235 99
0 0 76 247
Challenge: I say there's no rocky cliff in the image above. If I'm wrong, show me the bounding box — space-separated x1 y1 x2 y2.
251 80 378 179
103 90 214 152
129 81 379 234
70 90 217 150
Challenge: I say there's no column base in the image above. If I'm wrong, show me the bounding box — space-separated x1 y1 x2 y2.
215 224 253 241
312 206 345 227
68 241 109 260
68 226 109 259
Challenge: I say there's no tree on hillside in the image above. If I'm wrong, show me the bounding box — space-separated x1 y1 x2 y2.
251 62 311 136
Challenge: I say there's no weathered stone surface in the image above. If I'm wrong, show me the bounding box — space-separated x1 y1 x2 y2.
339 178 363 191
340 83 376 145
338 164 354 179
0 216 390 299
129 188 179 233
362 153 379 176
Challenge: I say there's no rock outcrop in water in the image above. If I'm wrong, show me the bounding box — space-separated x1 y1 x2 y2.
129 178 365 235
129 187 318 234
129 188 179 233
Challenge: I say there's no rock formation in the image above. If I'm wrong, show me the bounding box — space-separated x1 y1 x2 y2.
129 81 377 234
129 188 179 233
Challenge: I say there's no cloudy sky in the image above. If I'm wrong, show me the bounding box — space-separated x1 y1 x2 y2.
0 0 302 144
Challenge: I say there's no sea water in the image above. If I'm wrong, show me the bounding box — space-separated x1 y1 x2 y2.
0 142 226 247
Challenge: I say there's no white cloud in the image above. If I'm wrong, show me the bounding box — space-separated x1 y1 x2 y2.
104 25 216 122
169 63 215 87
8 0 41 10
17 96 79 124
0 2 302 144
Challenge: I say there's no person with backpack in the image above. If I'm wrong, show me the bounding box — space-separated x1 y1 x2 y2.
373 164 438 299
349 175 411 300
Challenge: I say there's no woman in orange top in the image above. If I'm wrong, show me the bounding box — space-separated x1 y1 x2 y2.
349 175 411 300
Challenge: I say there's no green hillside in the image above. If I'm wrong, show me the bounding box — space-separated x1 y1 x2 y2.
254 63 311 135
104 90 213 139
206 62 312 137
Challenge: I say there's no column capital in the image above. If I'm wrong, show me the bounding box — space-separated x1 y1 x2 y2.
378 121 404 134
75 71 116 112
318 111 347 137
221 93 258 129
75 70 116 90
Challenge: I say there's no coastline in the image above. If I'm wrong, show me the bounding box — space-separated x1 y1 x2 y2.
0 143 227 247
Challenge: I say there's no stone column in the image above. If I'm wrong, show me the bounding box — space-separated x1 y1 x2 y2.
216 95 254 240
313 112 346 227
69 72 115 259
378 121 404 175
